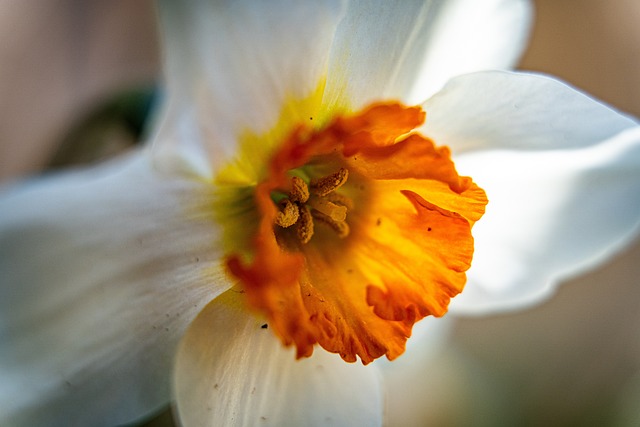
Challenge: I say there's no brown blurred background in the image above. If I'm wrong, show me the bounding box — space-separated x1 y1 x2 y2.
0 1 638 426
0 0 160 182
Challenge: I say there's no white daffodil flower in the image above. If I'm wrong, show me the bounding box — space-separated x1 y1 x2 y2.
1 1 639 426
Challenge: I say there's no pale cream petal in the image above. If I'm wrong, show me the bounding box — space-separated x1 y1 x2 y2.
0 152 229 426
322 0 532 109
450 126 640 314
174 291 383 427
377 318 480 427
424 71 639 313
407 0 533 101
422 71 637 154
153 0 345 178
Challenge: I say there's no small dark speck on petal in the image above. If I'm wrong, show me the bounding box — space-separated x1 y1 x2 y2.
261 323 268 329
427 227 432 231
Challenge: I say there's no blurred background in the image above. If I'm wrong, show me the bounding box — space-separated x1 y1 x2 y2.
0 0 638 426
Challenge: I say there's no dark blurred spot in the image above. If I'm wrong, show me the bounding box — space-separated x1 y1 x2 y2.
47 87 157 169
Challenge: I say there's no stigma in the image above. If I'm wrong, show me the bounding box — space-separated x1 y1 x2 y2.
274 168 352 244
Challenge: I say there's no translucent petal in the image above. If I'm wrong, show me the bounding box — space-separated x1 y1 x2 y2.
407 0 533 101
376 317 458 427
322 0 532 108
423 71 637 154
450 126 640 313
0 152 228 426
153 0 344 178
173 291 383 427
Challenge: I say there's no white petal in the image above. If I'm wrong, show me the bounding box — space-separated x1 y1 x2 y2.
0 152 229 426
174 291 383 427
407 0 533 102
375 316 453 372
153 0 345 178
449 126 640 314
322 0 532 109
423 71 638 154
379 318 509 427
375 317 455 426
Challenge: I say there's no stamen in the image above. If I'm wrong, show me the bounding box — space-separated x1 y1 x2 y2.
307 197 347 222
275 199 299 227
273 168 352 243
324 192 354 210
310 168 349 197
289 176 309 203
312 210 350 238
297 205 314 244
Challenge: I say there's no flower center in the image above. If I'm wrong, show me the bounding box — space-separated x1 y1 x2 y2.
218 100 488 364
273 169 352 244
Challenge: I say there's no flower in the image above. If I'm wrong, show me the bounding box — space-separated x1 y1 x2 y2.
1 1 639 426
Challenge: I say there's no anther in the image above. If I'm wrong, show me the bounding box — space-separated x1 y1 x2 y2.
289 176 309 203
273 168 352 244
275 199 299 228
312 210 350 238
310 168 349 197
297 205 314 244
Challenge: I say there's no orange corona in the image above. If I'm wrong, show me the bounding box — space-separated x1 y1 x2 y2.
225 102 487 364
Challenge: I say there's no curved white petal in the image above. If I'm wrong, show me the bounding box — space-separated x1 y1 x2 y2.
450 126 640 314
375 317 454 426
407 0 533 102
174 291 383 427
375 316 453 373
0 152 229 426
423 71 638 154
378 319 477 427
153 0 345 178
322 0 532 109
